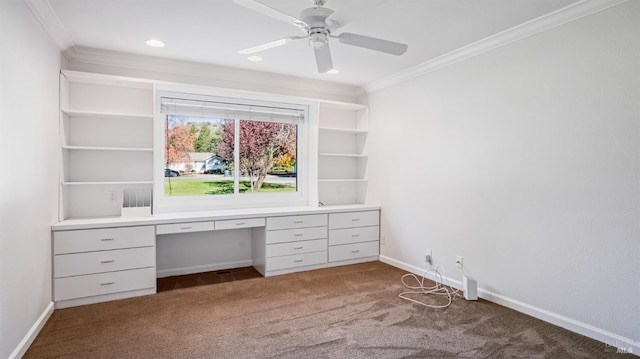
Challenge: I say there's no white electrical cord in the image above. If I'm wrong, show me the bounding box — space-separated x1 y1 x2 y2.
399 265 463 308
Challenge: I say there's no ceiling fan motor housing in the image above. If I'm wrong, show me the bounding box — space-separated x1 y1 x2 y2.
300 7 333 48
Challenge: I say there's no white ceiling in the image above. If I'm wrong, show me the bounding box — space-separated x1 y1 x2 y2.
46 0 579 87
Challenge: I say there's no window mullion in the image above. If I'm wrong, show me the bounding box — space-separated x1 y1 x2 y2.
234 119 240 195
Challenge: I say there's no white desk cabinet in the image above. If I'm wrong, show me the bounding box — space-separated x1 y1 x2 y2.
259 214 328 276
328 211 380 266
52 206 380 308
53 225 156 308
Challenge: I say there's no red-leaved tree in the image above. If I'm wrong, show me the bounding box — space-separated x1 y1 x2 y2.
217 120 296 191
165 116 195 167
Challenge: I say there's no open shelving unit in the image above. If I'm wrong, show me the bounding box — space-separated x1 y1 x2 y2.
59 71 155 220
317 102 369 206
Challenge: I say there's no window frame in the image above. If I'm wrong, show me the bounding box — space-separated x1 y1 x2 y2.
153 86 315 213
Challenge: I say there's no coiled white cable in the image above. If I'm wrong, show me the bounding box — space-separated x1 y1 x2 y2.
399 265 463 308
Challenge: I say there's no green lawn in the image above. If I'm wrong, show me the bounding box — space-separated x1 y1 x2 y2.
164 179 295 196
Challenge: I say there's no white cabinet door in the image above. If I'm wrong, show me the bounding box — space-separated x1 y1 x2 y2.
266 214 327 230
329 211 379 229
156 221 215 235
54 226 155 254
266 239 327 258
54 267 156 301
266 251 328 272
266 226 327 244
329 226 379 246
215 217 265 230
55 246 155 278
328 241 379 262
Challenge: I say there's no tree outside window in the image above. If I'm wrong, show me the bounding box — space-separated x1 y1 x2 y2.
164 115 297 196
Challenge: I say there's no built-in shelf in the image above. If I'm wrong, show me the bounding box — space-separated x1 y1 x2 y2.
59 71 155 220
61 109 153 121
62 181 154 186
319 127 368 135
62 145 153 152
61 70 154 90
317 102 370 206
317 100 368 111
318 179 368 182
318 153 367 158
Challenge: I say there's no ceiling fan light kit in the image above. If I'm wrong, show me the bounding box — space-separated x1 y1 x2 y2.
234 0 408 73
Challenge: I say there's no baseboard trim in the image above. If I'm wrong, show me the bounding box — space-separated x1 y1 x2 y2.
379 255 638 356
156 260 254 278
9 301 54 359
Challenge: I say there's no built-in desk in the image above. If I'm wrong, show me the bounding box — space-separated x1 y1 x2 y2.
51 205 380 308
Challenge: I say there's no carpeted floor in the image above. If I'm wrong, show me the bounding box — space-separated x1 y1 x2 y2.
25 262 628 358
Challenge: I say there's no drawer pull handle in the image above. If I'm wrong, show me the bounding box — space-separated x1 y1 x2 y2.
294 221 304 224
294 259 304 263
351 234 360 237
351 250 360 253
100 260 115 264
101 282 115 286
180 226 192 230
235 222 246 226
100 238 115 241
293 233 303 237
351 218 361 222
293 246 304 250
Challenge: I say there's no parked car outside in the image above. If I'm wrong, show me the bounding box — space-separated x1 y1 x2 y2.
164 169 180 177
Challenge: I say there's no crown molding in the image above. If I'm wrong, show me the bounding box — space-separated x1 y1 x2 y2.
364 0 628 93
63 46 364 102
24 0 74 51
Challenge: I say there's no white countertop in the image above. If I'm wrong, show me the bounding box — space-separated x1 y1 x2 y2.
52 204 381 231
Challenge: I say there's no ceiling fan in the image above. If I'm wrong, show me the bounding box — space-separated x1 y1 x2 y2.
234 0 408 73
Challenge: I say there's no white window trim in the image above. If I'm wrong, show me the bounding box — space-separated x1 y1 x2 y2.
153 84 318 214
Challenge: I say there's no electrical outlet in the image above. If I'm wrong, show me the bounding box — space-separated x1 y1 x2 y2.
456 255 463 269
336 185 342 195
380 234 386 245
425 249 432 264
109 190 117 202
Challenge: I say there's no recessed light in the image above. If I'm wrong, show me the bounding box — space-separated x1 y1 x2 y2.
145 39 165 48
327 68 339 74
247 56 263 62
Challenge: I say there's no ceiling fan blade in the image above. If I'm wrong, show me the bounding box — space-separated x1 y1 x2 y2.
234 0 307 32
238 36 306 55
337 32 408 55
314 44 334 73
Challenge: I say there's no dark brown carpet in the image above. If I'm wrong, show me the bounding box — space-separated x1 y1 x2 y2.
25 262 627 358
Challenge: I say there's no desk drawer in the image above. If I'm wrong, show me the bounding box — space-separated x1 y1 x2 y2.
54 267 156 301
329 211 379 230
266 238 327 258
266 226 327 244
266 251 327 271
54 226 155 254
156 221 215 235
329 241 379 262
329 226 379 246
55 246 155 278
216 217 265 230
267 214 327 231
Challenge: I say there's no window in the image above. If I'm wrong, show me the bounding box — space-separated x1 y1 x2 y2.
154 90 310 212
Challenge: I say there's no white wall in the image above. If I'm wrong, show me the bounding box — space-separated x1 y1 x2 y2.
0 0 61 357
367 0 639 350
